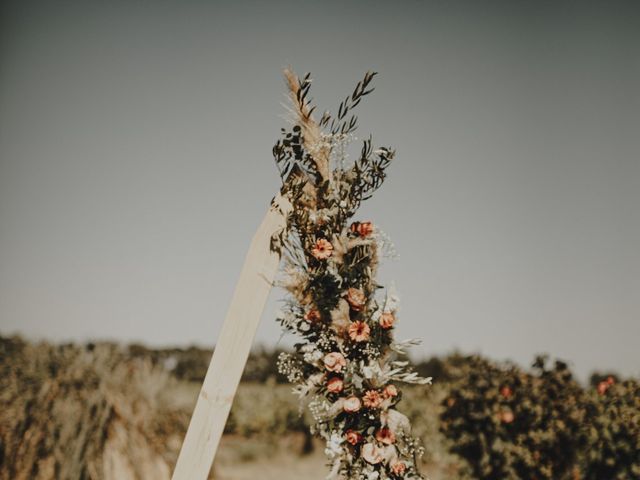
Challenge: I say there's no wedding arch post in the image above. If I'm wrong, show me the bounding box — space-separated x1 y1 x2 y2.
171 191 292 480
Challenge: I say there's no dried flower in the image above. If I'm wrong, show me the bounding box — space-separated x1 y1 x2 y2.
375 427 396 445
346 287 366 311
361 443 383 464
345 429 362 445
330 299 351 334
343 396 362 413
312 238 333 260
363 389 383 408
323 352 346 372
348 321 371 342
272 71 426 478
304 308 322 322
379 312 395 329
327 376 344 393
390 458 406 475
383 384 398 398
350 221 374 237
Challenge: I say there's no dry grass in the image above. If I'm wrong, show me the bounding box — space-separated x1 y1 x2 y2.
0 337 465 479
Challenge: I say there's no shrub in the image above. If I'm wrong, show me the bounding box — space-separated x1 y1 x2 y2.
440 355 587 480
582 378 640 479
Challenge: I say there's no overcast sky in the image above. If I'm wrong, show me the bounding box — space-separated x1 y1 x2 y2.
1 0 638 380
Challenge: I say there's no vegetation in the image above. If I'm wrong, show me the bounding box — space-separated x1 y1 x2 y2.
0 336 638 479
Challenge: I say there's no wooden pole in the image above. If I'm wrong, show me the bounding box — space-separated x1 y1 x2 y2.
171 192 291 480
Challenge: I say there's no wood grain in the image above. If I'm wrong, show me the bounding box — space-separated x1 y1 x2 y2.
172 193 291 480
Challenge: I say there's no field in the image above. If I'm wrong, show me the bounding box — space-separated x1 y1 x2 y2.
1 336 638 480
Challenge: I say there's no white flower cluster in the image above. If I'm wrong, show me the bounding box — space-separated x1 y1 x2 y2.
325 431 345 459
276 352 304 383
300 343 323 364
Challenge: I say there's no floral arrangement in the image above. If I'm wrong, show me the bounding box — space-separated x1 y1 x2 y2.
270 69 432 480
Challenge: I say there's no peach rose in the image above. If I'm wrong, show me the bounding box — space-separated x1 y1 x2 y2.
350 221 374 238
363 389 383 408
361 443 383 464
345 287 366 311
304 309 321 322
323 352 346 372
311 238 333 260
345 429 362 445
326 376 344 393
390 458 406 475
343 396 362 413
379 312 395 329
376 427 396 445
383 384 398 398
348 321 370 342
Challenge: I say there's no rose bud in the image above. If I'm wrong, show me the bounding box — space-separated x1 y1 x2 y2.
379 312 395 329
345 429 362 445
304 309 321 322
390 459 406 475
350 221 374 238
383 384 398 398
326 376 344 393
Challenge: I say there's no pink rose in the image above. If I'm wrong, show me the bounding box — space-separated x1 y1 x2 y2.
326 376 344 393
379 312 395 329
345 429 362 445
343 396 362 413
390 458 406 475
383 384 398 398
345 287 366 311
323 352 346 373
361 443 383 464
375 427 396 445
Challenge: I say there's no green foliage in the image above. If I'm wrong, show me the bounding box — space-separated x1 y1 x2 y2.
582 379 640 479
440 355 588 480
2 336 638 479
225 380 308 437
439 355 640 480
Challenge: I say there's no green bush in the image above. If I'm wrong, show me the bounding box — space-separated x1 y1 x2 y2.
582 378 640 479
440 355 587 480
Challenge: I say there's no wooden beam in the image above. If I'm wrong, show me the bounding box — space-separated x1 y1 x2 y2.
171 192 291 480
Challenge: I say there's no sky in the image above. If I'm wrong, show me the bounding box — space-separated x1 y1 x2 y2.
1 0 638 380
